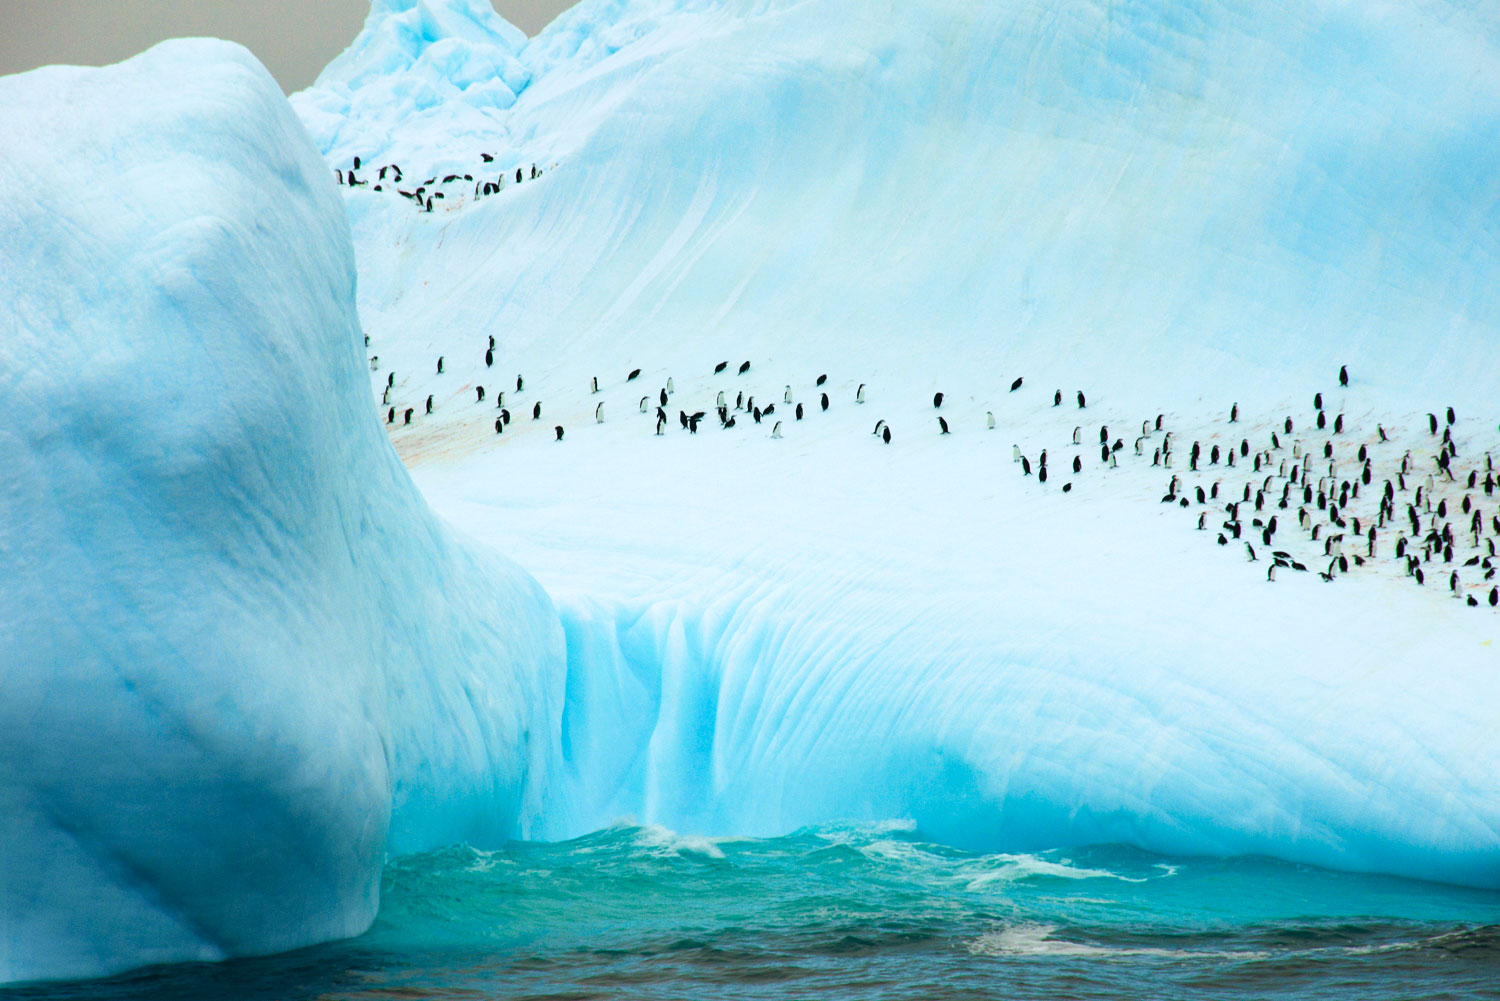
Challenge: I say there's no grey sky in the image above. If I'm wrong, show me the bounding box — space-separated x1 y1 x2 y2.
0 1 572 93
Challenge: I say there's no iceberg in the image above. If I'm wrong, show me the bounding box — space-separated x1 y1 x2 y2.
6 0 1500 985
0 39 562 984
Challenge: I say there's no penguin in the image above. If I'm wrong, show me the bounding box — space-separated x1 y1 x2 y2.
1285 418 1293 435
817 374 828 386
555 425 564 441
476 386 485 402
873 420 887 436
1021 456 1032 476
1229 403 1238 422
485 349 494 368
856 384 866 404
640 396 650 413
425 394 434 415
986 411 996 430
1013 444 1021 463
595 402 605 424
1429 413 1439 435
533 402 542 420
1073 455 1082 474
735 392 744 411
763 403 775 416
719 391 728 408
1246 542 1257 561
1491 587 1498 607
753 407 762 424
1054 390 1062 406
1010 377 1023 392
1155 415 1164 431
821 392 830 412
938 416 951 435
660 389 669 407
496 391 505 408
1039 465 1049 484
353 156 362 169
517 168 524 184
517 375 524 392
501 409 511 425
714 361 729 375
783 385 793 404
628 368 641 382
679 410 689 429
656 415 666 435
590 376 599 394
382 386 391 405
796 403 805 420
1448 406 1457 425
404 408 413 425
437 356 444 375
1378 424 1388 442
387 407 395 424
388 372 395 388
1062 483 1072 493
882 426 892 444
493 415 504 434
667 377 675 395
1339 365 1349 387
1072 427 1081 445
689 414 701 433
1334 414 1344 434
1077 391 1086 409
933 392 944 408
739 361 751 375
772 421 783 439
1267 565 1277 582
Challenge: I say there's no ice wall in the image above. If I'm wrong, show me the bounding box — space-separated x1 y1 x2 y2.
0 40 563 984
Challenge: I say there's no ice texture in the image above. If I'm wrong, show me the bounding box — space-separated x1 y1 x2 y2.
0 39 562 984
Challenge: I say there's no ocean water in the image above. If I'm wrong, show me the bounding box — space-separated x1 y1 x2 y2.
10 822 1500 1000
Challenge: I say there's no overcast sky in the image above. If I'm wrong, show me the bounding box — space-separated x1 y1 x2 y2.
0 1 572 93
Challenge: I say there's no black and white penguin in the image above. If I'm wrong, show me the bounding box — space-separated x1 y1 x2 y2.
1429 413 1439 435
933 392 944 408
1339 365 1349 387
986 411 995 429
660 389 669 407
1448 406 1457 425
796 403 805 420
772 421 783 439
817 374 828 386
1010 377 1023 392
752 407 762 424
485 349 494 368
640 396 650 413
821 392 830 412
1077 391 1086 409
595 402 605 424
517 374 524 392
628 368 641 382
387 407 395 424
873 420 887 436
425 394 434 415
882 426 892 444
679 410 688 429
856 384 866 404
739 361 751 375
1054 390 1062 406
1314 391 1323 410
656 415 666 435
1021 456 1032 475
533 402 542 420
715 361 729 374
1334 414 1344 434
437 356 444 374
476 386 485 402
938 416 951 435
590 376 599 394
501 409 511 425
1072 455 1082 474
555 425 564 441
495 417 503 434
1229 403 1238 423
1039 465 1049 484
404 408 413 425
388 372 395 389
667 377 675 395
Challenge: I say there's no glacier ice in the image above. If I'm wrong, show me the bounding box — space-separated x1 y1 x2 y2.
0 39 562 984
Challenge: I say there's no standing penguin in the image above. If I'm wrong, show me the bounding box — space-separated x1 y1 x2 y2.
533 401 541 420
425 394 434 415
986 411 995 429
517 374 524 392
485 348 493 367
882 426 892 444
667 377 675 395
655 415 666 435
476 386 485 402
933 392 944 408
1077 391 1086 409
796 403 805 420
640 396 650 413
660 388 669 407
784 385 793 404
1229 403 1238 423
595 402 605 424
821 392 830 412
590 376 599 394
387 407 395 424
1339 365 1349 387
1054 390 1062 406
436 357 444 375
856 384 866 404
554 425 564 441
771 421 783 439
938 416 951 435
403 408 413 425
495 417 503 434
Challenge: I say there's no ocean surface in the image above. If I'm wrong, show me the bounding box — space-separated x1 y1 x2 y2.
10 821 1500 1000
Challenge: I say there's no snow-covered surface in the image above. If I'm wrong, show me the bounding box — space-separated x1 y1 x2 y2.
6 0 1500 985
302 0 1500 889
0 40 561 984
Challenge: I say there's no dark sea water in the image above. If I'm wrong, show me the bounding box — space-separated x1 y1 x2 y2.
9 821 1500 1000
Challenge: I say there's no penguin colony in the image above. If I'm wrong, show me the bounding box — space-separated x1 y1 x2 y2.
334 154 548 214
372 344 1498 609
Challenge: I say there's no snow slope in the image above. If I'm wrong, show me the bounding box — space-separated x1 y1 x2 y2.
299 0 1500 890
0 40 562 984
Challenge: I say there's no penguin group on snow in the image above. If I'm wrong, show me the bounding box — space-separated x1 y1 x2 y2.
370 340 1496 610
334 154 546 214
